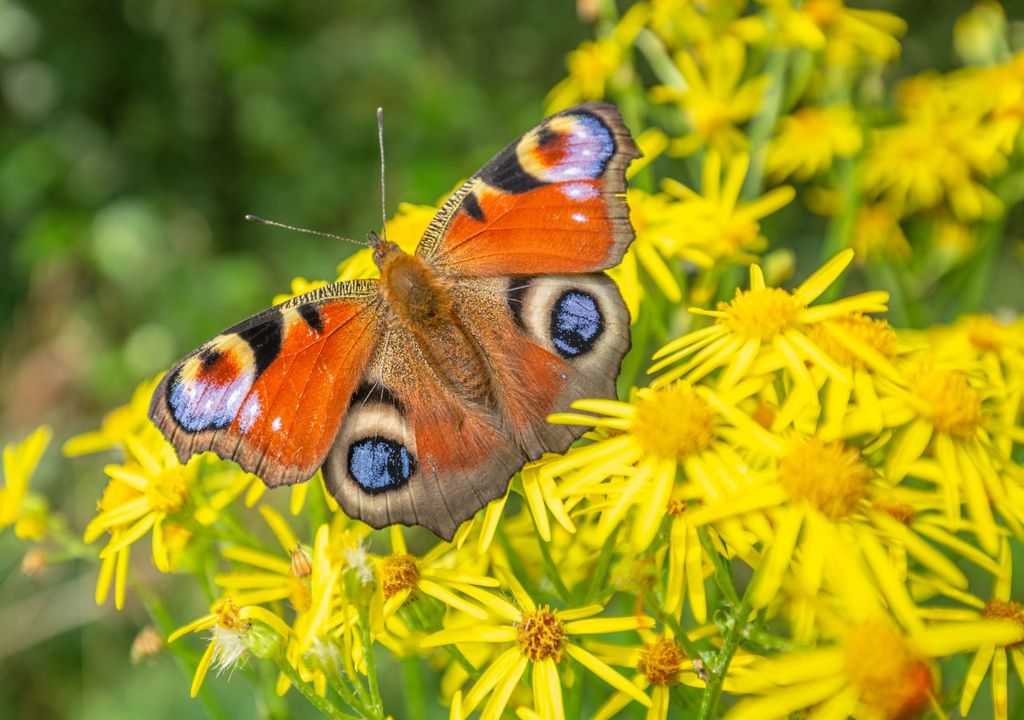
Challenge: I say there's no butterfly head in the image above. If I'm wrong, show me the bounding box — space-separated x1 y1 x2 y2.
369 231 402 268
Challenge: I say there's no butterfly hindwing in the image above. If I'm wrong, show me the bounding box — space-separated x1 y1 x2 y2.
321 326 524 541
150 281 382 485
450 273 631 458
417 102 641 276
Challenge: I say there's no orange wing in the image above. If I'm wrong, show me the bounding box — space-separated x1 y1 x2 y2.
150 281 382 485
417 103 641 276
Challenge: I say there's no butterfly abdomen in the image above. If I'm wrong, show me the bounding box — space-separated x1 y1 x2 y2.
380 250 494 405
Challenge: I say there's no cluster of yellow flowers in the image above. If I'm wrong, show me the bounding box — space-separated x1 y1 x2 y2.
3 1 1023 718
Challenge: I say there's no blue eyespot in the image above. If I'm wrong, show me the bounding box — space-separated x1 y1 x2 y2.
550 290 603 358
348 437 416 493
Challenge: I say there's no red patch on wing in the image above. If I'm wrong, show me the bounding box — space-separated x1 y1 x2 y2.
534 134 568 168
441 182 614 276
495 336 568 430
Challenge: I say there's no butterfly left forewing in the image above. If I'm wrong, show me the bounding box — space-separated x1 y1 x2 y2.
150 280 382 485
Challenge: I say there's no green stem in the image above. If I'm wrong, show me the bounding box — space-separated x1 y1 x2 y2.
697 527 740 606
311 644 374 718
359 611 385 718
402 657 427 720
697 572 760 720
635 29 687 90
273 651 357 720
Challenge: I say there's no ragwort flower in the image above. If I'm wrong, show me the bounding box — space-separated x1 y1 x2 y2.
0 425 52 541
423 569 653 718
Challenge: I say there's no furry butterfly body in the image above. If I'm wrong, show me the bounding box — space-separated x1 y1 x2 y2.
150 103 640 540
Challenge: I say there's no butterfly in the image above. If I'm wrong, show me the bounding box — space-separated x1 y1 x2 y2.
149 102 641 541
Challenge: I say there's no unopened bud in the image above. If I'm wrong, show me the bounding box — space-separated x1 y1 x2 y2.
290 545 312 578
245 621 282 659
20 548 47 578
131 625 164 664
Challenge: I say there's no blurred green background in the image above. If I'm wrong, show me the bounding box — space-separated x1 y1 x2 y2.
0 1 1016 718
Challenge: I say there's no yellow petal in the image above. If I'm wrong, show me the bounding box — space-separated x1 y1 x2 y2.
565 642 651 707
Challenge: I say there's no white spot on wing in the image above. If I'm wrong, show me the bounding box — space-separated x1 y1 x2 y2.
271 417 282 432
572 212 587 224
560 182 599 201
239 394 261 432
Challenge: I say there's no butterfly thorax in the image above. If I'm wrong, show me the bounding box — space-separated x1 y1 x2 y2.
377 247 494 406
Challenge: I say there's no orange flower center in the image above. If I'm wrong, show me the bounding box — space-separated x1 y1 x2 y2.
981 599 1024 648
633 383 715 460
779 438 869 519
667 499 687 518
910 366 983 438
379 554 420 599
845 620 933 720
638 639 686 686
516 607 565 662
719 287 801 340
213 597 246 631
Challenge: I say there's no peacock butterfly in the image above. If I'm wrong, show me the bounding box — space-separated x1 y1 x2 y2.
149 103 641 540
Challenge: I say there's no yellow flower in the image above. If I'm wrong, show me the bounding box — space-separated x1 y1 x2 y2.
423 569 653 719
85 432 197 580
545 4 648 112
661 151 795 265
862 75 1007 221
0 425 52 541
878 360 1021 554
956 542 1024 720
761 0 907 64
648 0 764 50
544 379 800 622
766 106 862 181
169 596 291 697
213 506 315 611
848 203 911 262
371 525 498 626
591 628 759 720
652 37 770 157
728 613 1021 720
649 251 888 405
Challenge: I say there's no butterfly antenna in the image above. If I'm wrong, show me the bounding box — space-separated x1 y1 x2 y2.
377 107 388 242
244 215 368 247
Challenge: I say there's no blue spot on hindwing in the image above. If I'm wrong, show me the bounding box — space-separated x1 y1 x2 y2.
551 290 603 358
348 437 416 493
